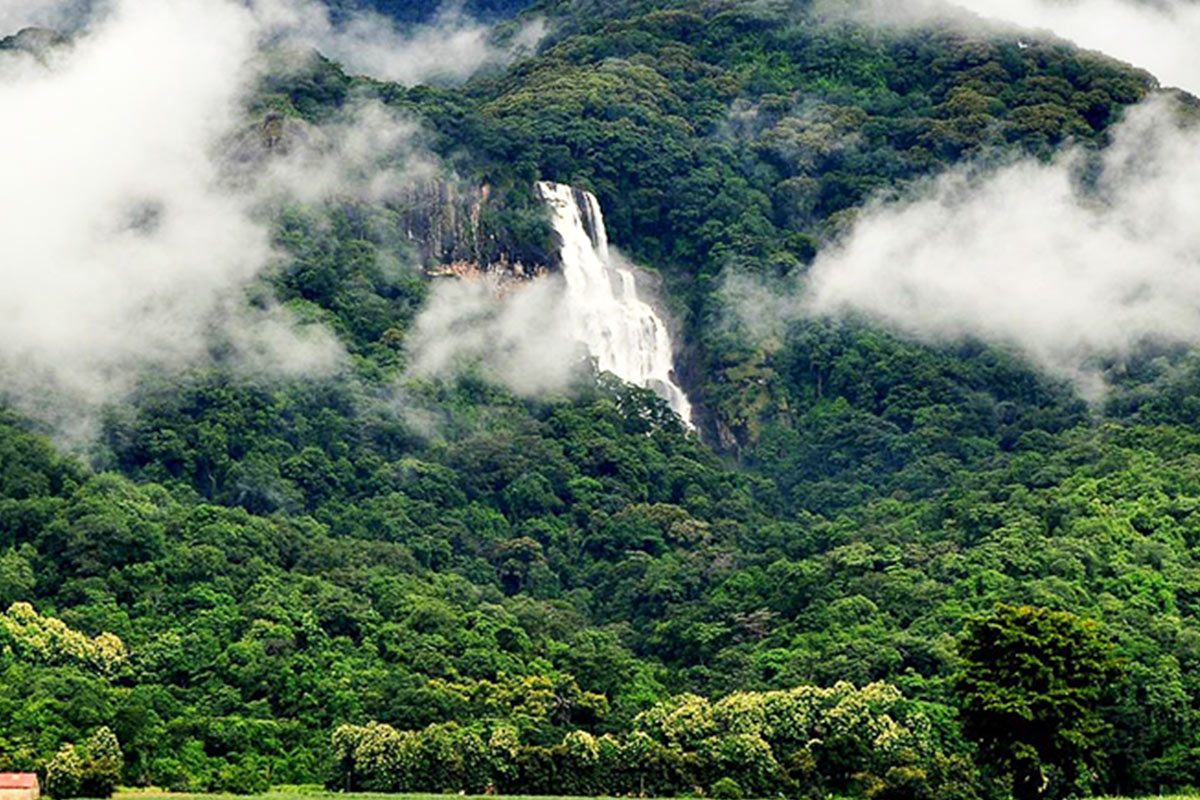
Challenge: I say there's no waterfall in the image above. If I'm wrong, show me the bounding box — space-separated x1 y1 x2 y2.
536 181 694 427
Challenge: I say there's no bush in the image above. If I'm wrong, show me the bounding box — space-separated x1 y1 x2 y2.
711 777 744 799
45 744 83 800
80 727 123 798
43 728 125 800
214 757 272 795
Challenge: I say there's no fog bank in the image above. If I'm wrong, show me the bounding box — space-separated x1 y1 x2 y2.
0 0 501 443
775 0 1200 396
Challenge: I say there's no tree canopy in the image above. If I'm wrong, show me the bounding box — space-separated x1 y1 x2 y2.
0 1 1194 798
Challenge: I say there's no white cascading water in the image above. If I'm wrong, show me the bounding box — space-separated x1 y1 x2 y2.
536 181 694 427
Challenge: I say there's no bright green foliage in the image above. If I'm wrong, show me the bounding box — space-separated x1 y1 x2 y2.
81 727 124 798
955 605 1121 800
0 0 1192 798
710 777 743 799
333 682 954 798
0 601 127 673
45 744 83 799
43 728 125 799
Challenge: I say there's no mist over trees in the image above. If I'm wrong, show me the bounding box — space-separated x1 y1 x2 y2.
2 1 1200 799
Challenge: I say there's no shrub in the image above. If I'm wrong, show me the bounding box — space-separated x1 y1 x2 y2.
46 744 83 800
711 776 744 799
80 726 123 798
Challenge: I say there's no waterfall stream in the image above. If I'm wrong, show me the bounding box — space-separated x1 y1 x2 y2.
536 181 694 427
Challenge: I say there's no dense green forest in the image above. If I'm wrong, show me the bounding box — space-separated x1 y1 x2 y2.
2 1 1197 799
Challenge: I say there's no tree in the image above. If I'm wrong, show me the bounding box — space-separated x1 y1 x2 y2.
46 744 83 800
954 605 1121 800
81 727 124 798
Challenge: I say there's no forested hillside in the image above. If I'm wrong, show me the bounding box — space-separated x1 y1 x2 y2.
1 1 1198 799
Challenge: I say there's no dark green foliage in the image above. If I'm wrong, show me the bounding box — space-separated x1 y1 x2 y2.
326 0 536 25
955 605 1121 800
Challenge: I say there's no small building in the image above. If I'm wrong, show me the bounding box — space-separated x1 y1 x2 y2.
0 774 39 800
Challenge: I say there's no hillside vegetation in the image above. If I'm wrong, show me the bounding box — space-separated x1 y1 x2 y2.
2 2 1197 800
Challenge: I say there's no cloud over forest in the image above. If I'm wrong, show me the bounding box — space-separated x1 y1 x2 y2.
0 0 523 442
757 0 1200 396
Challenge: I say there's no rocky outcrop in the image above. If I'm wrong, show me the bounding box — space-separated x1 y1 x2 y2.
226 111 551 281
393 181 489 268
222 111 325 169
395 181 554 281
426 256 549 294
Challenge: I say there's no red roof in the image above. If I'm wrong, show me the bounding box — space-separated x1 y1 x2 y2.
0 774 37 789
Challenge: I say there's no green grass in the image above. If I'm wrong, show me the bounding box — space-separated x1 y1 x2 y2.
113 791 1200 800
115 791 688 800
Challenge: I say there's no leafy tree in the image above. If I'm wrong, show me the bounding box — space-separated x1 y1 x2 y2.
711 776 744 799
81 727 123 798
45 744 83 800
954 605 1121 800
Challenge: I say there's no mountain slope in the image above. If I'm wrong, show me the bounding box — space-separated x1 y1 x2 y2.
1 1 1198 798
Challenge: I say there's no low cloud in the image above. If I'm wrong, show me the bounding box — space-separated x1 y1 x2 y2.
0 0 95 34
0 0 315 434
822 0 1200 91
813 0 986 30
3 0 545 87
0 0 483 444
736 0 1200 398
406 277 589 397
247 100 441 206
799 97 1200 396
253 0 545 85
946 0 1200 92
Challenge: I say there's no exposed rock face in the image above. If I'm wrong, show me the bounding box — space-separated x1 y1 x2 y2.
226 110 550 281
222 111 325 167
393 181 489 268
394 181 552 282
426 257 548 292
